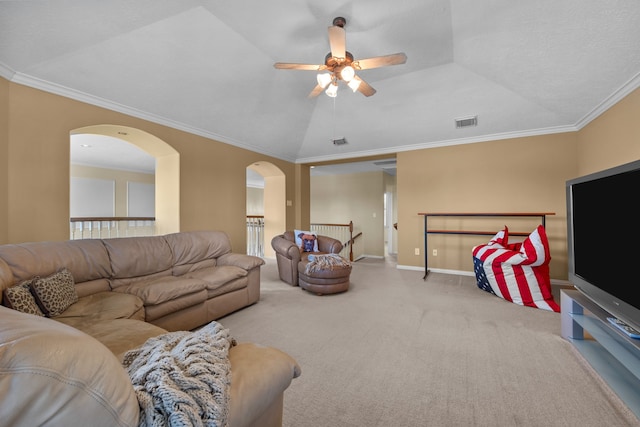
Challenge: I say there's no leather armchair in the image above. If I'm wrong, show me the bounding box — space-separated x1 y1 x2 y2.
271 231 343 286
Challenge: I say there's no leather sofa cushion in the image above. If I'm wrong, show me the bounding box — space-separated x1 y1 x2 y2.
143 290 208 322
173 258 217 276
115 276 206 305
75 278 112 298
206 277 248 299
103 236 174 281
69 318 167 361
55 291 145 323
184 265 247 289
165 230 232 268
0 306 140 427
0 239 112 290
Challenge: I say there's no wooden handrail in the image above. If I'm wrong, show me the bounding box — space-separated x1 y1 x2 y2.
70 216 155 222
311 222 352 228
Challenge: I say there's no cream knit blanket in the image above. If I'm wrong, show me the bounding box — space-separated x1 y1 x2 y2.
305 253 351 275
122 321 235 427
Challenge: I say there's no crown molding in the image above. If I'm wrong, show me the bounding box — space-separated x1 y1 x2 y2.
7 71 299 163
296 125 578 164
6 67 639 166
574 71 640 130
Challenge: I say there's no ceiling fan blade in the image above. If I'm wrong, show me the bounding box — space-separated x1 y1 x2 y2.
354 76 376 97
308 84 325 98
353 53 407 70
328 25 346 59
274 62 325 71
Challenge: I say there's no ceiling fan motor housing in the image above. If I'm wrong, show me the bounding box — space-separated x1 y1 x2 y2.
332 17 346 28
324 51 355 79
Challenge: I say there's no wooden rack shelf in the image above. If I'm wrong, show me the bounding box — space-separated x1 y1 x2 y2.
417 212 555 279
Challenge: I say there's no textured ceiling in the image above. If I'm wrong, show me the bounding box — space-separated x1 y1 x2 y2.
2 0 640 167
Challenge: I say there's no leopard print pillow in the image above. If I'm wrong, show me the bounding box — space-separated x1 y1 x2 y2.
30 268 78 317
2 280 45 316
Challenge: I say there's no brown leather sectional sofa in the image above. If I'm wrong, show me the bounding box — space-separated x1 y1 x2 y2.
0 230 300 427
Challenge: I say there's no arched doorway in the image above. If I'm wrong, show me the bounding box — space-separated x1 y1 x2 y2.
70 125 180 235
247 161 286 258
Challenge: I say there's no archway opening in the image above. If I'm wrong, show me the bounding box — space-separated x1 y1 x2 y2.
70 125 180 236
247 161 286 258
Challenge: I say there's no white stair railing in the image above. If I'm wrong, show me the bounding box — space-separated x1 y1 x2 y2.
70 217 156 240
311 221 357 261
246 216 264 257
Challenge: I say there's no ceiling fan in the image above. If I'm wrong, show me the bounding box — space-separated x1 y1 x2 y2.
274 17 407 98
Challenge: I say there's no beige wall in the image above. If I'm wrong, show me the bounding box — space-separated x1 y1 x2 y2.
576 88 640 176
0 78 8 244
311 171 386 257
1 80 299 249
397 133 578 279
3 77 639 271
397 87 640 280
295 164 311 230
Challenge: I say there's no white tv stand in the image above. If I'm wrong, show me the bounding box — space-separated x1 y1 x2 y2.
561 289 640 419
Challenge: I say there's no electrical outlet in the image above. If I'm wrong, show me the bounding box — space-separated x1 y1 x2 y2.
433 249 438 256
414 248 420 255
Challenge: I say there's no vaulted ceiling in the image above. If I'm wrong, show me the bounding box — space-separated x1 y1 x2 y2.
2 1 640 165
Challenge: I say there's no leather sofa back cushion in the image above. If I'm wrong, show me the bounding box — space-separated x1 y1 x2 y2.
0 239 112 292
55 291 145 324
115 276 206 305
103 236 174 281
165 230 232 270
0 306 140 427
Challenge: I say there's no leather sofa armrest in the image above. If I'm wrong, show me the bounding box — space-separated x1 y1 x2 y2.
217 253 265 270
271 235 301 263
228 343 301 427
0 306 140 427
317 236 343 254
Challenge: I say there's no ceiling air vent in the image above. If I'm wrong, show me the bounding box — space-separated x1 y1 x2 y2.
455 116 478 128
332 137 348 145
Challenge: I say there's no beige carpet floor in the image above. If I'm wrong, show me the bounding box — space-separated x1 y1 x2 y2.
218 257 640 427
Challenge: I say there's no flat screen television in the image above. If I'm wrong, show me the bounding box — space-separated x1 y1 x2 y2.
566 159 640 333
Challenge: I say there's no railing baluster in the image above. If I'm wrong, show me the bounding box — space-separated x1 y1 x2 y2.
246 215 265 257
69 217 156 240
310 221 356 261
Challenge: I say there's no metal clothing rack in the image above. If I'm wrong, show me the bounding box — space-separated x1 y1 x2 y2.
417 212 555 279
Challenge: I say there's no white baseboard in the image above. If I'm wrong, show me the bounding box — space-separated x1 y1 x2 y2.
355 254 384 261
396 264 573 286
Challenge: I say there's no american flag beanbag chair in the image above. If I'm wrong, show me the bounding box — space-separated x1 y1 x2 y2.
472 225 559 312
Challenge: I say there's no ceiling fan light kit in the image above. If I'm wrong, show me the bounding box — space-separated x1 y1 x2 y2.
340 65 355 82
317 73 333 89
274 17 407 98
347 78 361 92
325 83 338 98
